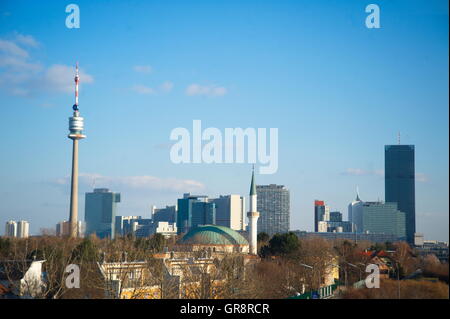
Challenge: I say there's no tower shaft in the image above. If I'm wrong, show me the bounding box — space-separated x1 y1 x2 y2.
69 139 79 238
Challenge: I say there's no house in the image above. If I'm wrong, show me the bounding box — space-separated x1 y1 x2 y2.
0 259 46 298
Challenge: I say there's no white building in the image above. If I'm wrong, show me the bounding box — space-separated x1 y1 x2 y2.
0 259 46 298
211 195 246 231
17 220 29 238
414 233 424 246
151 222 177 238
4 221 17 237
318 221 329 233
348 193 363 232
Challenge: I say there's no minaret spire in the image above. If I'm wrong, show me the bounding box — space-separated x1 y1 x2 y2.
247 166 259 255
250 165 256 196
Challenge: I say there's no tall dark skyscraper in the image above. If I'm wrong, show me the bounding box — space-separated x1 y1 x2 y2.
85 188 121 239
385 145 415 243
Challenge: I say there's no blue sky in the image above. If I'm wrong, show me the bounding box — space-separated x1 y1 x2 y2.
0 0 448 241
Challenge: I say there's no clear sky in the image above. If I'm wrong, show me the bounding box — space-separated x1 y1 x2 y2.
0 0 448 241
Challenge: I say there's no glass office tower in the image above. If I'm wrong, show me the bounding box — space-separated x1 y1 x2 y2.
177 193 216 234
385 145 415 243
85 188 121 239
256 184 290 236
361 201 406 239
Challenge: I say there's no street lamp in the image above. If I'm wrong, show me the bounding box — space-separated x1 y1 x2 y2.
347 262 362 282
299 263 321 298
333 263 347 287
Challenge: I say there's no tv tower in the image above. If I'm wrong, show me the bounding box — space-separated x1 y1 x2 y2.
68 63 86 238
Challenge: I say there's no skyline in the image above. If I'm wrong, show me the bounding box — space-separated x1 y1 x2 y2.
0 0 448 241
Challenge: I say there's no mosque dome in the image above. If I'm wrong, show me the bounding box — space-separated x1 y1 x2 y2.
179 225 249 246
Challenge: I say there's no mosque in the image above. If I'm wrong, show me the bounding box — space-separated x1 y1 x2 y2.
175 169 260 255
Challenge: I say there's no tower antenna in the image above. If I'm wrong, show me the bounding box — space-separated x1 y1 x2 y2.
73 62 79 111
398 131 401 145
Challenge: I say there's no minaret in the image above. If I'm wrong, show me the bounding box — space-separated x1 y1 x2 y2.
247 166 259 255
68 63 86 238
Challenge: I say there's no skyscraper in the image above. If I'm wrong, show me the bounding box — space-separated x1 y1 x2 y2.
314 200 330 232
348 193 363 232
315 201 351 233
256 184 290 236
4 220 29 238
385 144 415 243
177 194 216 234
4 220 17 237
151 205 177 224
85 188 121 239
16 220 29 238
211 195 246 231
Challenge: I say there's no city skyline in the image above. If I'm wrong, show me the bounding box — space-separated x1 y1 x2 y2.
0 0 448 241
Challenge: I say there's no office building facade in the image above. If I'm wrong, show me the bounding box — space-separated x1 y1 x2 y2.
314 200 330 232
115 216 142 237
85 188 121 239
151 205 177 224
4 220 17 237
177 194 216 234
211 195 246 231
16 220 29 238
256 184 290 236
350 201 406 239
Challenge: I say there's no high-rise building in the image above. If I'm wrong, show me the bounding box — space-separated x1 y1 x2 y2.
348 193 363 232
314 200 330 232
151 205 177 224
16 220 29 238
256 184 290 236
211 195 246 231
4 220 30 238
85 188 121 239
385 144 415 243
177 194 216 234
115 216 142 237
315 200 351 233
325 212 352 233
350 201 406 239
329 211 342 222
4 220 17 237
